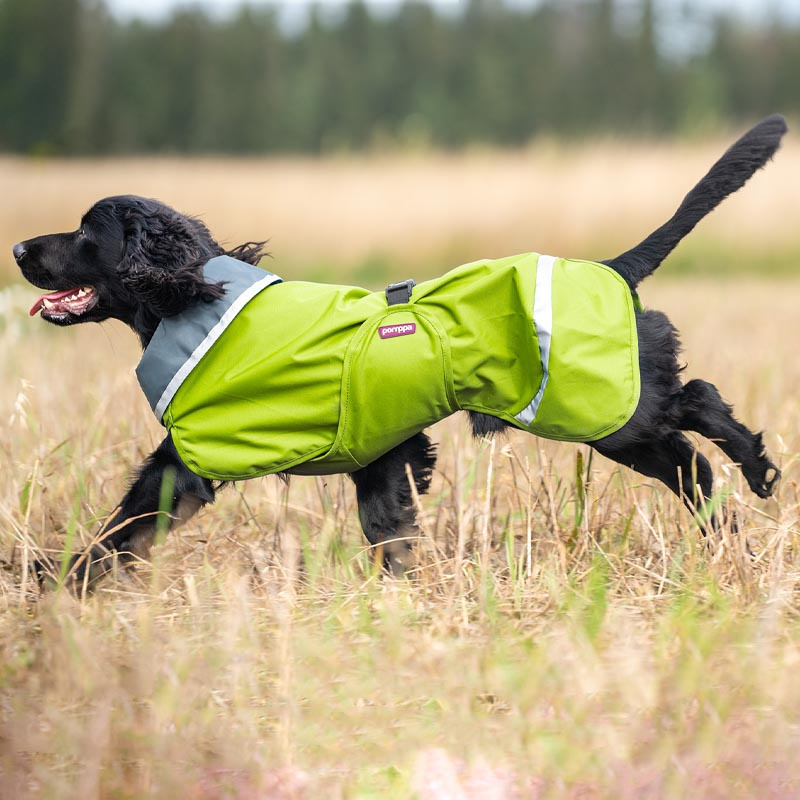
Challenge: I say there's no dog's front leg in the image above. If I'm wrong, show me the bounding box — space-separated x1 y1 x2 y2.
349 432 437 576
45 434 215 592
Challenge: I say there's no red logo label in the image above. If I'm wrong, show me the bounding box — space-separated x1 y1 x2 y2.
379 322 416 339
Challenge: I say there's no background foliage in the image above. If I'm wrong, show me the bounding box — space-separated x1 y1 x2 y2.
1 0 798 156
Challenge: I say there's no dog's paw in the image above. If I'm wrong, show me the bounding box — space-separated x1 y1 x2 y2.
31 548 114 595
32 557 60 591
31 556 88 594
751 465 780 499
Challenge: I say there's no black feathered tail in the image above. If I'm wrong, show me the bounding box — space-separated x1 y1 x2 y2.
604 114 788 290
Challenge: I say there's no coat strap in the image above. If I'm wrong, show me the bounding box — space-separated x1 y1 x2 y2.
385 279 416 305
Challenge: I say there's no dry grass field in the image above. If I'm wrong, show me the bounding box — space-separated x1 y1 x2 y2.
1 140 800 798
2 133 799 284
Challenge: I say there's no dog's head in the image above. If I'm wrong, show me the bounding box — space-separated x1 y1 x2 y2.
14 195 266 343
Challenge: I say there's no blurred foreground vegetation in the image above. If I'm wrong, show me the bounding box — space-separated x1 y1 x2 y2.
1 0 799 156
1 279 800 797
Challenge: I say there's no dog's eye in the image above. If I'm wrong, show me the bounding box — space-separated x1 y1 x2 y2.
77 227 86 238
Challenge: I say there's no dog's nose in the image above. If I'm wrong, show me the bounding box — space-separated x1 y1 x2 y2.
12 242 26 263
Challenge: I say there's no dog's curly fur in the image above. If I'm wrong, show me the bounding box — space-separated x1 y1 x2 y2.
15 116 786 589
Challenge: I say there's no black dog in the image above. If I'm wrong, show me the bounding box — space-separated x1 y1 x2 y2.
14 115 785 587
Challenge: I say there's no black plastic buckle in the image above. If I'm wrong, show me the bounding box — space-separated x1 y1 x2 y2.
385 278 416 306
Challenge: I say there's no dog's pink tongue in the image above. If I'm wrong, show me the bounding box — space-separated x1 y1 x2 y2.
29 288 79 317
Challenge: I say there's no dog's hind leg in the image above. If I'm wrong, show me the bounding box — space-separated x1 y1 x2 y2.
350 432 437 576
672 379 780 498
45 434 215 593
593 431 719 532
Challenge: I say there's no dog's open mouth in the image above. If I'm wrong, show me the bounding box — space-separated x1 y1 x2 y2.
29 287 98 320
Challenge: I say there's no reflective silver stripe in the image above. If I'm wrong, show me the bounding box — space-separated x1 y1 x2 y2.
153 272 280 419
515 254 555 426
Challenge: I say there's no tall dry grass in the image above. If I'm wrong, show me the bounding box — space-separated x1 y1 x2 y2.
1 275 800 797
1 140 800 798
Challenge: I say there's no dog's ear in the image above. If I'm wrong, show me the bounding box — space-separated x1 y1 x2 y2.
118 199 226 317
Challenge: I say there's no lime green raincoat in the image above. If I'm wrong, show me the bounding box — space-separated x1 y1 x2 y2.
136 253 640 481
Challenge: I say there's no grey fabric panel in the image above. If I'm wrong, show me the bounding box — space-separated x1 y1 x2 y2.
136 256 281 418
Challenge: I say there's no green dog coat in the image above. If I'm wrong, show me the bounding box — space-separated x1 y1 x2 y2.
136 253 640 481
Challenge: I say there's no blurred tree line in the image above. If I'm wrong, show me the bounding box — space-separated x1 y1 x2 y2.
0 0 798 155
